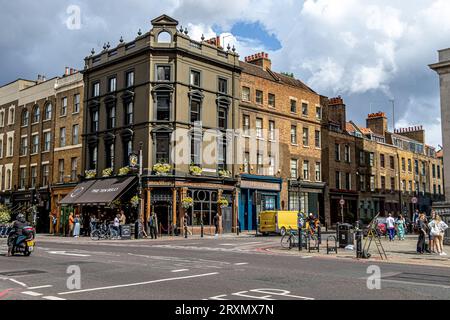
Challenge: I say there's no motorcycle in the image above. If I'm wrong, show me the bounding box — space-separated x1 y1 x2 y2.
8 226 36 256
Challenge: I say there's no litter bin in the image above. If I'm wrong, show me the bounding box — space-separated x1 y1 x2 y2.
337 223 354 248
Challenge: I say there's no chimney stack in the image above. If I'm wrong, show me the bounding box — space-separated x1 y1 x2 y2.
65 67 70 76
366 112 388 136
327 96 346 131
244 52 272 70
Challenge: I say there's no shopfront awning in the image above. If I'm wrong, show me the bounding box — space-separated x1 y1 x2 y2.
59 176 137 206
59 180 97 206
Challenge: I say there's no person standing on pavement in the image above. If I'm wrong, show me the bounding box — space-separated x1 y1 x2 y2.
68 212 74 237
429 215 448 256
73 214 81 238
113 214 120 239
396 215 406 241
149 212 158 239
183 213 190 238
213 213 220 236
386 213 396 241
417 214 427 254
50 211 57 235
428 211 437 253
119 210 126 237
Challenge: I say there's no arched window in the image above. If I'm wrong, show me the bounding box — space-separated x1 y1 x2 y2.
0 110 4 127
21 109 29 126
44 103 52 120
157 31 171 43
6 169 11 190
32 105 40 123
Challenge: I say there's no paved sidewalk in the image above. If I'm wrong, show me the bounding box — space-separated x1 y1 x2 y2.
267 235 450 268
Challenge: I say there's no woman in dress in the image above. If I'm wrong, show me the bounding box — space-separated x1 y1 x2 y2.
396 215 406 241
73 214 81 238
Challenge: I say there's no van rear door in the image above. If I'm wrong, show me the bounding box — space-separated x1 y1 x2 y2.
259 211 276 234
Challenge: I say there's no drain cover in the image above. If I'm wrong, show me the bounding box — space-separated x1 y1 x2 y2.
0 270 47 277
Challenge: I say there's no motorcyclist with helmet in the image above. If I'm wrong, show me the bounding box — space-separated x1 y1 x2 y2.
7 213 27 257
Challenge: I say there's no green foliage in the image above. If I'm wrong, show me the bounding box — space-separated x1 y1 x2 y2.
0 205 11 224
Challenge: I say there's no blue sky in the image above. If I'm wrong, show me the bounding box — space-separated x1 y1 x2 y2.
0 0 448 148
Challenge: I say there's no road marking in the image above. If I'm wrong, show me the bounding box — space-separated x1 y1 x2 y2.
22 291 43 297
171 269 189 273
220 244 235 246
6 278 28 288
232 291 275 300
209 294 228 300
43 296 66 301
48 251 91 257
27 285 53 290
58 272 219 296
234 263 249 266
382 279 450 289
0 289 14 299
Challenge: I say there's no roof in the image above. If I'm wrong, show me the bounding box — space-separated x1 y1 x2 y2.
437 150 444 158
360 127 373 135
239 61 316 94
345 122 356 133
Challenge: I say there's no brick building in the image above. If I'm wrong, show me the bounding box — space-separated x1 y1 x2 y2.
238 53 325 230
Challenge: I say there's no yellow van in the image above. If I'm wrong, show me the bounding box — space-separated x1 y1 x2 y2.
259 211 299 236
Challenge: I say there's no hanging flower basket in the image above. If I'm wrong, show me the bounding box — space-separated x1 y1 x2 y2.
118 167 131 176
218 170 231 178
85 170 96 179
217 198 229 209
102 168 113 177
153 163 172 176
0 205 11 224
182 197 194 209
190 165 203 176
130 195 140 208
110 199 121 209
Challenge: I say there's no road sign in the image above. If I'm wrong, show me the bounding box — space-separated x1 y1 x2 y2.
411 197 418 204
340 199 345 206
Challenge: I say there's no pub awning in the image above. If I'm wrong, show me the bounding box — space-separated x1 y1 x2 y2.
59 176 137 206
59 180 97 206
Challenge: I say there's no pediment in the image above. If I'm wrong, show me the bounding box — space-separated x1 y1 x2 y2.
151 15 179 27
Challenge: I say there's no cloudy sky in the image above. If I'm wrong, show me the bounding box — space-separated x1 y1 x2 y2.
0 0 447 147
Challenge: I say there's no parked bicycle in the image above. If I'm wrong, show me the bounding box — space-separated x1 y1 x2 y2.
90 222 120 240
280 227 300 250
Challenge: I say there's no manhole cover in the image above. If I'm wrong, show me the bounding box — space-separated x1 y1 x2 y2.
0 270 47 277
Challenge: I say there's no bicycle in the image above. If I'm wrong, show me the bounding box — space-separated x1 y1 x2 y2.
90 223 116 240
280 227 298 250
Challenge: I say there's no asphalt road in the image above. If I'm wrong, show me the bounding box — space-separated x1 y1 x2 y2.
1 236 450 301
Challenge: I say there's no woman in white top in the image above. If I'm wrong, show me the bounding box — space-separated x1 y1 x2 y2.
429 215 448 256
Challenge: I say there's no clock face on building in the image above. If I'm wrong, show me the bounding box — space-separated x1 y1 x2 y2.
129 154 139 168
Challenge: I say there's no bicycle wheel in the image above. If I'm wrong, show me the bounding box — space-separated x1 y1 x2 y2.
90 230 100 241
281 234 292 249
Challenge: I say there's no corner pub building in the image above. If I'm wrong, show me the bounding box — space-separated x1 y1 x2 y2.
61 15 241 235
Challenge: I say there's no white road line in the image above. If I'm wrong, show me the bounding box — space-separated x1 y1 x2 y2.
22 291 43 297
234 263 249 266
220 244 235 246
43 296 66 301
7 279 28 288
209 294 228 300
27 285 53 290
58 272 220 296
48 251 91 257
171 269 189 273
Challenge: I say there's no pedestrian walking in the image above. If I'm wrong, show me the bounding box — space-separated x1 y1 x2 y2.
213 213 220 237
73 214 81 238
68 212 74 237
396 215 406 241
149 213 158 239
417 214 427 254
386 213 396 241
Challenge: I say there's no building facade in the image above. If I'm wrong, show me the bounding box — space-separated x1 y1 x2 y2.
77 15 241 235
238 53 325 230
322 96 444 225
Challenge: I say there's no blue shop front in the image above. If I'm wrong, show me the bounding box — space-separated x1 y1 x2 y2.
238 175 283 231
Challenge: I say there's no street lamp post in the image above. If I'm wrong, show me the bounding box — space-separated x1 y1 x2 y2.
297 177 303 251
138 142 144 223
